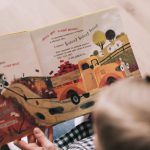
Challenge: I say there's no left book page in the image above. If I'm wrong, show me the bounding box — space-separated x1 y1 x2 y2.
0 31 42 81
0 31 42 146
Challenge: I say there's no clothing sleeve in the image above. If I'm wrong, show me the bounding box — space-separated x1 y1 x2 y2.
67 136 95 150
54 120 93 150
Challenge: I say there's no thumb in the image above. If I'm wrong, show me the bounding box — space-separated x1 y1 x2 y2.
33 128 55 149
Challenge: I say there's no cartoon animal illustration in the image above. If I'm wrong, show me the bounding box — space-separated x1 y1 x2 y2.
0 74 9 94
106 40 124 54
107 44 115 53
119 58 130 76
114 40 124 49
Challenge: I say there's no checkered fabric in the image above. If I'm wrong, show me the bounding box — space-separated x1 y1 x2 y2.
68 136 95 150
54 120 94 150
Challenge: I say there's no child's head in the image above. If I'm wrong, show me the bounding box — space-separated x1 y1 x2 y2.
94 77 150 150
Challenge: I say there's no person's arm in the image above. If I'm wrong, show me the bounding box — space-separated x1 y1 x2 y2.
54 120 93 149
15 120 93 150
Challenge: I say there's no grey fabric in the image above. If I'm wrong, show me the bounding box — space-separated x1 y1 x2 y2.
54 120 93 150
68 136 95 150
53 119 75 140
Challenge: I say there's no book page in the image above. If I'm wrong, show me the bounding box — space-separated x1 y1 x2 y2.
30 8 140 125
0 31 42 82
0 31 42 146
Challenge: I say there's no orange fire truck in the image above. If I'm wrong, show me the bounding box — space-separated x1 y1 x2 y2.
51 56 126 105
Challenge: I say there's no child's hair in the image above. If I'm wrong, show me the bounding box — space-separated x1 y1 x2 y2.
94 77 150 150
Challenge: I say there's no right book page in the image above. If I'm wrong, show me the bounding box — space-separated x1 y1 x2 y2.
30 7 140 124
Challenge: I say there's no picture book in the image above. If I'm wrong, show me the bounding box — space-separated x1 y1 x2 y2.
0 7 140 146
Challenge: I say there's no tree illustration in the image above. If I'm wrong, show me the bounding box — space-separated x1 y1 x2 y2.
105 29 116 41
93 31 106 50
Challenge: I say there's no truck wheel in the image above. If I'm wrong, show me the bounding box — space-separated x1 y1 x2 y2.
71 93 80 105
107 76 117 85
68 91 80 105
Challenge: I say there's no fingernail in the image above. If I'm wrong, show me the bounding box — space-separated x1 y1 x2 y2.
34 128 40 134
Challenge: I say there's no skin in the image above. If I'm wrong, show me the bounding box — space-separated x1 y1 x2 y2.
14 128 58 150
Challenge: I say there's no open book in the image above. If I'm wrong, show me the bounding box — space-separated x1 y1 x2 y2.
0 7 140 146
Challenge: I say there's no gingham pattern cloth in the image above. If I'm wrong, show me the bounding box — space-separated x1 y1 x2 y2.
67 136 95 150
54 120 94 150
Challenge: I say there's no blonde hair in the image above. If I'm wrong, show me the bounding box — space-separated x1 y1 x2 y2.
94 77 150 150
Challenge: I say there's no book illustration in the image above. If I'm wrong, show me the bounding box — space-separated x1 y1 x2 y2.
0 31 136 129
0 95 36 146
0 49 138 145
91 30 139 77
0 29 139 123
0 74 9 94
